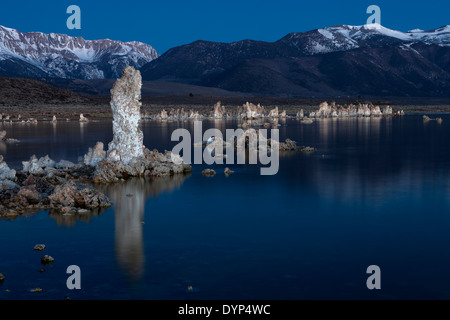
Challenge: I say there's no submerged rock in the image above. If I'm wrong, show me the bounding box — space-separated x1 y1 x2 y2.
299 146 316 153
224 167 234 175
34 244 46 252
106 66 144 164
0 130 6 140
41 255 54 264
301 118 314 124
423 115 443 124
202 169 216 176
279 139 298 151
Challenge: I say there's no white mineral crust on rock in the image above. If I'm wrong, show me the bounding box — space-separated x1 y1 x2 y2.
22 155 55 174
383 106 393 115
84 141 107 166
309 101 395 118
267 107 279 118
0 155 16 181
243 102 264 119
106 66 144 165
213 102 226 118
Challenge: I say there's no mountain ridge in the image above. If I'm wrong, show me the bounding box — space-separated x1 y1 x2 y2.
1 24 450 97
0 25 159 79
140 23 450 97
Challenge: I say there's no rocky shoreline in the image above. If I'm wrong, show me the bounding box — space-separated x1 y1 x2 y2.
0 149 192 217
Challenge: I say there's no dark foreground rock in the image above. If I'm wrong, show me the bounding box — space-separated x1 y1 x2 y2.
0 159 110 215
279 138 316 153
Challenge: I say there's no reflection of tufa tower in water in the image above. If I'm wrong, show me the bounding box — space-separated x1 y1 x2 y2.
110 179 146 280
96 175 190 281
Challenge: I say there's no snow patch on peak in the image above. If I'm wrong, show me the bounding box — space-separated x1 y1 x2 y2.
318 29 335 40
408 29 424 33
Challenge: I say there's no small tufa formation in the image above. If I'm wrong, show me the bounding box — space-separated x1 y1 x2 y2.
159 109 168 120
106 66 144 165
0 130 6 140
79 114 88 122
0 155 16 182
242 102 264 119
22 155 55 175
423 115 443 124
267 106 279 118
84 142 107 166
152 108 203 121
213 101 227 118
309 101 397 118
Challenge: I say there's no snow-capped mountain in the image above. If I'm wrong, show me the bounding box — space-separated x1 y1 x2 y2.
141 24 450 97
0 25 159 79
279 24 450 55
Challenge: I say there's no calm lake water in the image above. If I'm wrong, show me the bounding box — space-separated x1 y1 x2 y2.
0 115 450 300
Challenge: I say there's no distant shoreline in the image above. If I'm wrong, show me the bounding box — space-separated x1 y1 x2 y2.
0 97 449 121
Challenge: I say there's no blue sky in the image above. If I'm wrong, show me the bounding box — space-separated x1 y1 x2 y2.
0 0 448 54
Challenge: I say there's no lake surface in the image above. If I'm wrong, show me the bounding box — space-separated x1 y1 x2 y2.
1 115 450 300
